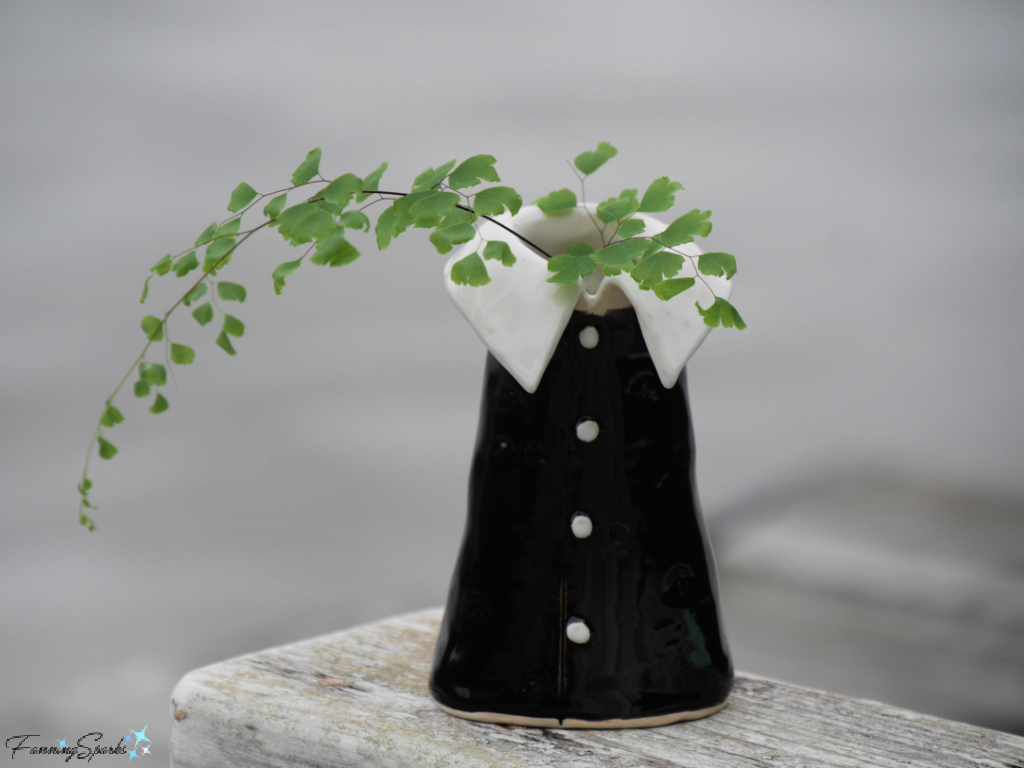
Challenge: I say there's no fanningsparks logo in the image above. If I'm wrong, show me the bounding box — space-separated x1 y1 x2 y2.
6 727 152 762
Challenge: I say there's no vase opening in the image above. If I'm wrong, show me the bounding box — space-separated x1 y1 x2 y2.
510 205 631 311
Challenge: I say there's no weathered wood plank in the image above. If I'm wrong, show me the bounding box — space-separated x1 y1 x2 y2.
170 609 1024 768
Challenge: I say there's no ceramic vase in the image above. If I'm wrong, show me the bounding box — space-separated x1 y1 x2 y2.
430 206 733 728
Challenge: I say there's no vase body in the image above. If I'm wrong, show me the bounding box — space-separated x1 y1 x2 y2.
430 306 733 728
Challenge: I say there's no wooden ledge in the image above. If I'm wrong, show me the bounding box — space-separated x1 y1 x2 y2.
169 609 1024 768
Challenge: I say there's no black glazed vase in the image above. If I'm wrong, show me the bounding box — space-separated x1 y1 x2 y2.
430 307 734 728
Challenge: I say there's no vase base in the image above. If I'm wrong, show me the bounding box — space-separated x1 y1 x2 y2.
432 697 729 730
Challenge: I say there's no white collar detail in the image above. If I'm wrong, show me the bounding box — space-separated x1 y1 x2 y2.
444 205 731 394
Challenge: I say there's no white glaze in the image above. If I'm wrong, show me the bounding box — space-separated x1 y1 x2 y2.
576 419 599 443
443 205 732 392
566 618 591 644
571 512 593 539
579 325 599 349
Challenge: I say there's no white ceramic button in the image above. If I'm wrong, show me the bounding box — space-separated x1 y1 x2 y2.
571 513 593 539
566 618 591 644
578 326 599 349
576 419 600 443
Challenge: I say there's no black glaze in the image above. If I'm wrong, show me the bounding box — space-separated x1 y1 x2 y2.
430 307 733 723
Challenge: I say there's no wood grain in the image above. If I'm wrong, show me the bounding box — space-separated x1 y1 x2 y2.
170 609 1024 768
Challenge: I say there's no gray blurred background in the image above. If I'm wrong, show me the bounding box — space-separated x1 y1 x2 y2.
2 0 1022 762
